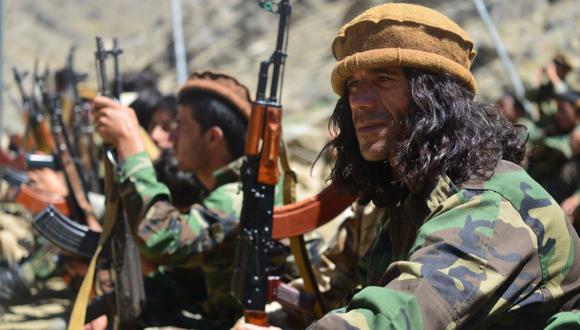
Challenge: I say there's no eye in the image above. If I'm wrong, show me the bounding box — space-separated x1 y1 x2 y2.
347 79 359 91
376 73 393 82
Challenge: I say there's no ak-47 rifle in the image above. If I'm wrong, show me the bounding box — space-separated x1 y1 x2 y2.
34 67 101 231
50 37 145 330
62 37 145 330
99 37 146 328
231 0 293 325
64 46 101 194
12 65 53 154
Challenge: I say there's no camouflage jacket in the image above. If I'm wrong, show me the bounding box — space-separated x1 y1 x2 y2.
308 160 580 330
119 151 251 326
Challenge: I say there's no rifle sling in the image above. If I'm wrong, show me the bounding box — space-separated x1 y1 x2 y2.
278 139 326 318
15 185 71 216
67 191 119 330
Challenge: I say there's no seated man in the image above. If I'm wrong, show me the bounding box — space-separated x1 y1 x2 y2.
147 94 207 211
228 3 580 330
93 71 283 328
305 3 580 329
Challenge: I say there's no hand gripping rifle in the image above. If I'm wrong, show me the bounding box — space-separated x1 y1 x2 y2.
66 37 145 330
231 0 293 325
65 46 101 194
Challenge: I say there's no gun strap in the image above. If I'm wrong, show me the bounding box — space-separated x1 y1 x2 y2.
279 139 326 318
67 195 119 330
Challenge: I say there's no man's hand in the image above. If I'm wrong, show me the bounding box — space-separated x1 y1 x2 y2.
27 168 68 197
562 194 580 224
92 96 145 160
231 318 282 330
544 62 563 86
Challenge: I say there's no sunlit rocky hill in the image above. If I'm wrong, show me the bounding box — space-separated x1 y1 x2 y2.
2 0 579 142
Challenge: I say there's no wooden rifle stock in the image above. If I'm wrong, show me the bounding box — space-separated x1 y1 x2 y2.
15 184 70 216
271 183 357 239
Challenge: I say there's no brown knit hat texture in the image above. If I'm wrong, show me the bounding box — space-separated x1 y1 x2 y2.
331 3 478 96
178 71 252 119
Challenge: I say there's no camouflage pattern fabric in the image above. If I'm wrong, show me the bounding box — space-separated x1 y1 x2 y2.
526 80 569 129
308 160 580 329
526 125 580 203
322 202 384 310
544 310 580 330
119 151 284 328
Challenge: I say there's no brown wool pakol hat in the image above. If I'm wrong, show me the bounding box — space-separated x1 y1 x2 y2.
331 3 478 96
178 71 252 119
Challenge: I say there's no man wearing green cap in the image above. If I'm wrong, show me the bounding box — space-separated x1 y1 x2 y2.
302 3 580 329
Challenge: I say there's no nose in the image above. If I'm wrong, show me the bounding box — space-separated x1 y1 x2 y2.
150 125 165 144
170 125 178 145
349 84 376 112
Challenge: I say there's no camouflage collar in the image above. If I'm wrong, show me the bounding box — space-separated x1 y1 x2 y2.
212 157 244 188
423 173 460 214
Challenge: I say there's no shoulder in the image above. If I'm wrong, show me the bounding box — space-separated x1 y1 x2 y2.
200 182 242 215
420 160 566 248
461 160 561 215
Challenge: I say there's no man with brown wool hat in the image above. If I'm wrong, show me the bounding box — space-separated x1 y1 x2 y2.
295 2 580 330
92 71 285 328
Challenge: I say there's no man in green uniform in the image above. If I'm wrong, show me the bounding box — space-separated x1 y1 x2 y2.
93 71 267 328
304 3 580 329
527 54 574 127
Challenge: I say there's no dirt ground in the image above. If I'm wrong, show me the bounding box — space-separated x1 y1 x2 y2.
0 277 72 330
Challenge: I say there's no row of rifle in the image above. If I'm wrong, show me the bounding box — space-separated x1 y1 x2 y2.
1 37 146 328
3 0 343 327
3 47 99 224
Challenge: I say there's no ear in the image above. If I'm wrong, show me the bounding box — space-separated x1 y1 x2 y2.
205 126 224 145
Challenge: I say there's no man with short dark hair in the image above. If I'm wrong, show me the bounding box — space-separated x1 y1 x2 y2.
93 71 275 328
304 3 580 329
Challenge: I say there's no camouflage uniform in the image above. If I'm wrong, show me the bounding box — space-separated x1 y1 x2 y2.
322 202 383 310
308 160 580 329
526 80 570 129
527 125 580 203
119 151 284 328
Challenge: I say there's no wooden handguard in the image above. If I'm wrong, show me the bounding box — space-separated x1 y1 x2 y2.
257 106 282 185
32 121 53 154
15 185 70 216
271 183 357 239
244 310 269 326
245 102 266 156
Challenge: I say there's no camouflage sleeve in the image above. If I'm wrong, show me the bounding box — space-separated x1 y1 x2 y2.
120 152 242 266
119 151 171 225
308 190 541 329
544 310 580 330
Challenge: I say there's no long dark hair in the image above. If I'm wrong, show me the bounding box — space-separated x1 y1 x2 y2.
322 68 526 206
